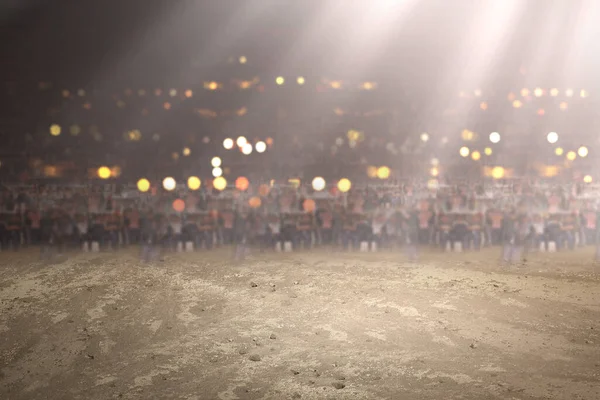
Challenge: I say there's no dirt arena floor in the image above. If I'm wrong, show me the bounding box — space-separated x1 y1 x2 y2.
1 246 599 400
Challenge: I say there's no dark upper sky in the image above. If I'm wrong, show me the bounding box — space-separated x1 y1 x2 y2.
1 0 598 87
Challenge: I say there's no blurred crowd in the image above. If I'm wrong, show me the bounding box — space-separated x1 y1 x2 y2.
0 180 599 263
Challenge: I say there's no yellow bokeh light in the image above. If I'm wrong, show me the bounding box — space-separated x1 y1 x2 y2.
362 82 376 90
182 147 191 156
471 151 481 161
461 129 474 141
555 147 564 156
187 176 201 191
213 176 227 191
205 81 219 91
566 151 576 161
578 146 589 158
550 88 559 97
297 76 305 85
330 81 342 89
137 178 150 192
491 166 505 180
430 167 439 177
559 102 568 110
50 124 61 136
534 87 544 97
584 175 593 183
276 76 285 85
459 146 470 157
97 166 111 180
484 147 492 156
580 89 588 98
512 100 522 108
312 176 326 191
337 178 352 193
163 177 176 191
427 179 439 190
376 166 391 179
239 56 247 64
520 88 530 97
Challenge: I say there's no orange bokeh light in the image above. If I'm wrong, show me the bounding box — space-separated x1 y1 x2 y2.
172 199 186 212
235 176 249 191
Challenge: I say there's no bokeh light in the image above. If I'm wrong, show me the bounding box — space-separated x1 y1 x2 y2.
172 199 186 213
471 151 481 161
236 136 247 147
367 166 378 178
211 157 222 168
50 124 61 136
512 100 522 108
565 89 574 97
223 138 234 149
555 147 564 156
484 147 493 156
491 167 505 179
97 166 111 180
547 132 559 144
255 141 267 153
337 178 352 193
213 176 227 191
584 175 593 184
489 132 500 143
312 176 326 191
427 179 439 190
162 177 176 191
297 76 305 85
376 166 391 179
431 158 439 166
235 176 249 191
241 143 253 155
420 133 429 142
249 196 262 208
578 146 588 158
187 176 201 190
459 146 470 157
239 56 247 64
303 199 316 212
182 147 191 156
276 76 285 85
566 151 577 161
137 178 150 192
430 167 439 177
212 167 223 177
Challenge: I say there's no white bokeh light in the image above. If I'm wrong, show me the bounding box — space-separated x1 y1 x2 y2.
489 132 501 143
255 141 267 153
211 157 222 168
223 138 234 149
162 177 176 191
236 136 247 147
312 177 326 191
420 132 429 142
212 167 223 177
241 143 253 155
547 132 559 144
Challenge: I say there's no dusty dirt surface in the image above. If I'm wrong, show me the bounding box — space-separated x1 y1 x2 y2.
1 247 599 400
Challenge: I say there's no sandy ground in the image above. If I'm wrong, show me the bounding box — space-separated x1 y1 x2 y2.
0 246 599 400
